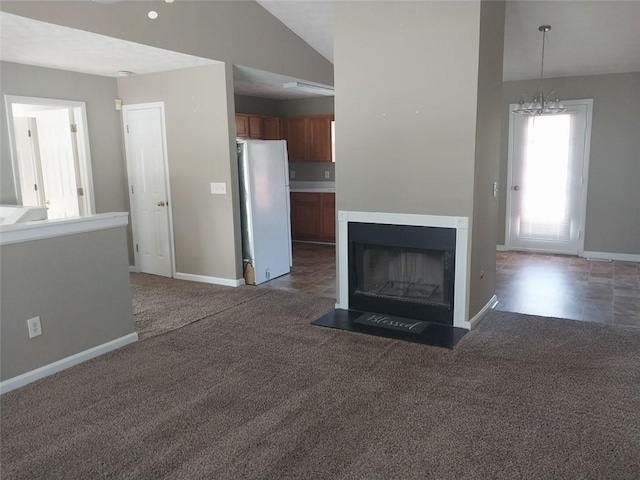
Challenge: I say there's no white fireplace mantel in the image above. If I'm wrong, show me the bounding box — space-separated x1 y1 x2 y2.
336 210 470 330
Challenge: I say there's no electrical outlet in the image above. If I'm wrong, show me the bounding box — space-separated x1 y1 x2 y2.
324 171 330 179
210 182 226 195
493 182 498 198
27 316 42 338
290 170 296 179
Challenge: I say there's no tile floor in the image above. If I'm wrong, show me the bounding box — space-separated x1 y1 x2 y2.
261 243 640 327
257 242 336 298
495 251 640 326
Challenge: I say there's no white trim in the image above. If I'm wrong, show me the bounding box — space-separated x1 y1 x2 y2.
336 211 471 330
505 107 516 249
123 102 176 277
0 212 129 246
506 99 593 256
174 272 245 287
469 295 498 328
496 245 509 252
0 332 138 395
4 95 96 215
582 251 640 263
510 246 583 256
577 99 594 256
129 265 139 273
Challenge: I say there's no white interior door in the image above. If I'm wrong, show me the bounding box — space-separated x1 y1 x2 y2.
507 101 592 255
123 103 173 277
34 108 81 219
12 117 42 207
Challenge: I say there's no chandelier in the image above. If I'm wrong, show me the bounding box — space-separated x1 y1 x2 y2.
512 25 566 116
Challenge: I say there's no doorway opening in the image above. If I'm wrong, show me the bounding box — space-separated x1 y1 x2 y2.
5 95 95 219
506 99 593 255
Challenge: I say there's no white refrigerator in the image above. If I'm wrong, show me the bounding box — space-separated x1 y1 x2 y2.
237 139 292 285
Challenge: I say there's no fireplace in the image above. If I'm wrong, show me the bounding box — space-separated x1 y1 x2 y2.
349 222 455 325
336 211 470 331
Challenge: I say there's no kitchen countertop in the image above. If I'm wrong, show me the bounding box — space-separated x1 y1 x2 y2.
289 181 335 193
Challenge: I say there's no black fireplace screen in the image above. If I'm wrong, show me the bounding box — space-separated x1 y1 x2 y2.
357 246 448 307
348 222 455 325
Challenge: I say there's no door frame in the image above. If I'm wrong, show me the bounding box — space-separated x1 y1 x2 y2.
505 98 593 256
122 102 176 277
4 95 96 214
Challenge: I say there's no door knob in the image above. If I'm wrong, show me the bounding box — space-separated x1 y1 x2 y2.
157 201 166 207
513 185 520 191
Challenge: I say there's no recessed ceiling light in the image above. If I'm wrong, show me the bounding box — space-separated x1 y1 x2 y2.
165 0 174 3
148 10 158 20
118 71 134 77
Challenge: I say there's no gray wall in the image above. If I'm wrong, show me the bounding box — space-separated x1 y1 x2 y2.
0 62 128 216
334 1 481 218
469 1 505 316
279 97 335 117
0 226 135 381
334 1 483 315
118 64 242 281
499 72 640 255
234 95 281 117
1 1 333 86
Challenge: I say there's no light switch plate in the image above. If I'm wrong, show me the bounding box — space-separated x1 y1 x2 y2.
211 182 226 195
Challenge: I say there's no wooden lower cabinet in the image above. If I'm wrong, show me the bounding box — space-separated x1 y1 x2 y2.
290 192 335 243
319 192 335 242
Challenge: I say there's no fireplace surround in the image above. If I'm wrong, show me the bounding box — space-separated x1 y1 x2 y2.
337 211 470 330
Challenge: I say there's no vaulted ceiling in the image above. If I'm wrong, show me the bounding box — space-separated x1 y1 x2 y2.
1 1 638 99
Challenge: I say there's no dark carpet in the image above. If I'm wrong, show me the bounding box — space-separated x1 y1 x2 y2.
2 283 640 479
130 273 271 339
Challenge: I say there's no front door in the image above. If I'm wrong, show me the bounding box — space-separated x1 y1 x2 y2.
123 103 173 277
507 101 592 255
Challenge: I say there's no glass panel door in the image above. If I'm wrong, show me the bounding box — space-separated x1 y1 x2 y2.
508 103 589 254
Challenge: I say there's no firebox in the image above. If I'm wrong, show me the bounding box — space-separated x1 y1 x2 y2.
348 222 456 325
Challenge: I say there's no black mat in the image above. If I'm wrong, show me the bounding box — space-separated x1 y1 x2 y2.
312 308 468 349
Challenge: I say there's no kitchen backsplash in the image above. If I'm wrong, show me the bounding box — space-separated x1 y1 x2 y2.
289 162 335 182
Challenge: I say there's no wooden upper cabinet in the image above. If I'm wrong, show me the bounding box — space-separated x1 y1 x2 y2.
284 115 334 162
284 117 309 162
248 116 263 139
308 116 332 162
236 114 265 139
235 115 249 138
262 117 282 140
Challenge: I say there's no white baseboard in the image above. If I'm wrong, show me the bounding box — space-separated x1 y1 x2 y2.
496 245 508 252
582 251 640 263
174 272 245 287
129 265 138 273
0 332 138 395
469 295 498 328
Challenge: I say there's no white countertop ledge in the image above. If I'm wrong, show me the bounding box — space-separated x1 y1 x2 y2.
289 181 335 193
290 187 336 193
0 212 129 246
